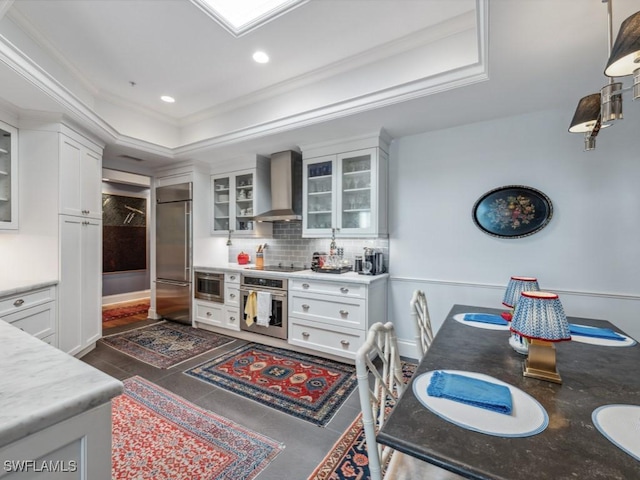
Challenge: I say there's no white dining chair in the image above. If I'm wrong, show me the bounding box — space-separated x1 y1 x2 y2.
355 322 406 480
411 289 434 358
356 322 464 480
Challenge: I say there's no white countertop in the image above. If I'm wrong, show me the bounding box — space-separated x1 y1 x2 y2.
0 278 58 298
195 263 389 284
0 320 123 448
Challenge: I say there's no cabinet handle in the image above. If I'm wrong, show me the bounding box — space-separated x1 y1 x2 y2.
302 332 310 338
230 293 236 298
302 283 310 289
340 287 349 294
206 311 212 316
340 340 350 347
13 299 24 307
229 316 236 322
339 309 349 316
230 275 236 280
302 304 310 310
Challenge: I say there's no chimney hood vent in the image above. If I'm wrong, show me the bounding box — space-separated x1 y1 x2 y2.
252 150 302 222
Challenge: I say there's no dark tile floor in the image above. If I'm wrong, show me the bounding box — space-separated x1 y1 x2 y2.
81 319 362 480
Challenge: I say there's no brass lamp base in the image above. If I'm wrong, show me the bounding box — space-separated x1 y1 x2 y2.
522 339 562 384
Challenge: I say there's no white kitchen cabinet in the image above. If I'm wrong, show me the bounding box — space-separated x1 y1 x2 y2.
301 131 390 238
195 300 225 327
288 276 387 360
211 155 272 237
0 120 18 229
59 134 102 219
0 402 113 480
0 285 57 345
58 216 102 356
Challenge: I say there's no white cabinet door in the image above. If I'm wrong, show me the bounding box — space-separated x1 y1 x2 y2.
59 135 102 219
59 216 101 356
302 155 337 236
59 216 83 355
336 148 378 236
0 120 18 229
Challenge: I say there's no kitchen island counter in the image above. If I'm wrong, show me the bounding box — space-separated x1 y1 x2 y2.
0 319 123 449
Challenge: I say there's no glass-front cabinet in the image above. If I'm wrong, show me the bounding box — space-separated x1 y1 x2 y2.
211 168 272 237
303 146 387 238
0 121 18 230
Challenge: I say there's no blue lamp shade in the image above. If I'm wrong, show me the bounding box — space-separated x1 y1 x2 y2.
502 276 540 308
510 291 571 342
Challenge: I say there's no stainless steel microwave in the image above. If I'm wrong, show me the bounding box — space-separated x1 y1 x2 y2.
194 271 224 302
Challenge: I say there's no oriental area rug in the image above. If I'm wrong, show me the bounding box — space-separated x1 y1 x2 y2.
112 376 284 480
102 299 150 329
307 362 417 480
184 343 358 427
100 321 234 369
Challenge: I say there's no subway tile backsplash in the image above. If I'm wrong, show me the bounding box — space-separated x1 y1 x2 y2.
227 222 389 270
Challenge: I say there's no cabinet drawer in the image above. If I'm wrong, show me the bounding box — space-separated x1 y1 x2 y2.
225 285 240 308
289 318 364 360
0 286 56 316
290 279 365 299
289 292 365 329
3 302 56 339
195 301 224 327
225 272 240 285
224 307 240 331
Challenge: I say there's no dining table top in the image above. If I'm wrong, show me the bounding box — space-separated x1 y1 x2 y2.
377 304 640 480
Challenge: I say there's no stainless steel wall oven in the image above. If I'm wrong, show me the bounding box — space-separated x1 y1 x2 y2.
240 274 288 340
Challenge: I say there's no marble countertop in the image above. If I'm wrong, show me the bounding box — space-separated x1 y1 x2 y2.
0 320 123 448
0 278 58 298
194 263 389 284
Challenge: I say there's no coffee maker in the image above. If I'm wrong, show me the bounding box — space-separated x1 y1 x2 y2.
362 248 385 275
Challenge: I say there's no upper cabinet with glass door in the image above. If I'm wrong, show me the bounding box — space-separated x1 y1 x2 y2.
302 131 390 238
0 121 18 230
211 155 272 237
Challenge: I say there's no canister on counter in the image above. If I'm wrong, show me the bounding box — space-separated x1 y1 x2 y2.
354 255 363 273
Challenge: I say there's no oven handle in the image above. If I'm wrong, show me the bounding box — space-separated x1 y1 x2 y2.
240 288 287 299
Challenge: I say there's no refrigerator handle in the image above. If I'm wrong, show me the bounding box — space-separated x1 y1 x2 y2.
185 201 192 278
155 279 190 287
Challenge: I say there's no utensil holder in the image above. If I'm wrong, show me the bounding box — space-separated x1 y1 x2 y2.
256 252 264 269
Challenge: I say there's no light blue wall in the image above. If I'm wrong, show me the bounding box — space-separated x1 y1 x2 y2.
388 107 640 357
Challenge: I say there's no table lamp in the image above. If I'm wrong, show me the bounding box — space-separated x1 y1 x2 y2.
510 291 571 384
502 276 540 354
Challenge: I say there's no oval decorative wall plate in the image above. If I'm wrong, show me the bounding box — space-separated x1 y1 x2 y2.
472 185 553 239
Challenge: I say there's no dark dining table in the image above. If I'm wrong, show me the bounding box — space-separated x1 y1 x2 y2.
377 304 640 480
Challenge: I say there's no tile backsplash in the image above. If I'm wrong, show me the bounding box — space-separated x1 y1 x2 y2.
227 222 389 270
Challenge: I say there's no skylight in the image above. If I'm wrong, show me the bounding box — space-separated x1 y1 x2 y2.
191 0 308 37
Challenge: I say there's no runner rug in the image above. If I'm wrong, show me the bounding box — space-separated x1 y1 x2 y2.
184 343 357 427
113 376 284 480
101 321 234 369
103 300 150 323
307 362 417 480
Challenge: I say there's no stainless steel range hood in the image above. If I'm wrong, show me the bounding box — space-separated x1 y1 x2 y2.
253 150 303 222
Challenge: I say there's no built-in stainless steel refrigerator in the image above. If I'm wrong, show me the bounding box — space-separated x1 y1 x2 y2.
155 182 192 324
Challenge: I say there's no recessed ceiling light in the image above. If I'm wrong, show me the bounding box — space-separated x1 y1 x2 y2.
161 95 175 103
253 51 269 64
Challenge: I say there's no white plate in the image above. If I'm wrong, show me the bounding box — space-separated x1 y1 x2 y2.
453 313 510 331
570 325 637 347
592 404 640 461
413 370 548 437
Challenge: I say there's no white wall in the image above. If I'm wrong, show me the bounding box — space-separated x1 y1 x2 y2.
388 107 640 358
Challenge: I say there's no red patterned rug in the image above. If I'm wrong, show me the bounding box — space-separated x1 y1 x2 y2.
185 343 357 427
103 300 150 323
112 376 284 480
307 362 417 480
